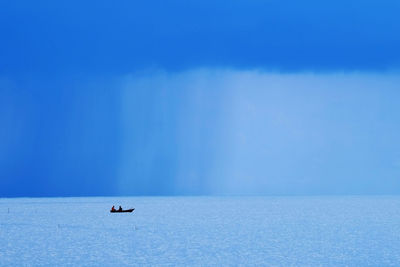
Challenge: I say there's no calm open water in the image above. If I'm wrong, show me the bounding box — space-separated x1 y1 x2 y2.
1 196 400 266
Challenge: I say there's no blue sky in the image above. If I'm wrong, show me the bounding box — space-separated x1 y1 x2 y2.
1 1 400 196
1 0 400 74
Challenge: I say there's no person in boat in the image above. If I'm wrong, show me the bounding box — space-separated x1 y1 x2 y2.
111 206 116 212
118 205 122 211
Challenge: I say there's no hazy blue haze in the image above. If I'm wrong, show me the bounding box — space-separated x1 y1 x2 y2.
1 1 400 196
2 71 400 197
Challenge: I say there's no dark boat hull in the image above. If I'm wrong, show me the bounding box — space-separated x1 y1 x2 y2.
110 208 134 213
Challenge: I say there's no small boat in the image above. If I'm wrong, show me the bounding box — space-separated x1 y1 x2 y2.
110 208 135 213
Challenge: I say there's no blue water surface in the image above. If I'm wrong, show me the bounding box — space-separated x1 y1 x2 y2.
0 196 399 266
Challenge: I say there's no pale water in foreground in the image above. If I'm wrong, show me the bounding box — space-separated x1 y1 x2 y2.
1 196 400 266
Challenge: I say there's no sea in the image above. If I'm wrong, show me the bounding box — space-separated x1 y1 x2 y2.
1 196 400 266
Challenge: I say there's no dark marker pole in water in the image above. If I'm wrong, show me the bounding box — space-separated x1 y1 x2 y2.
8 208 9 213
